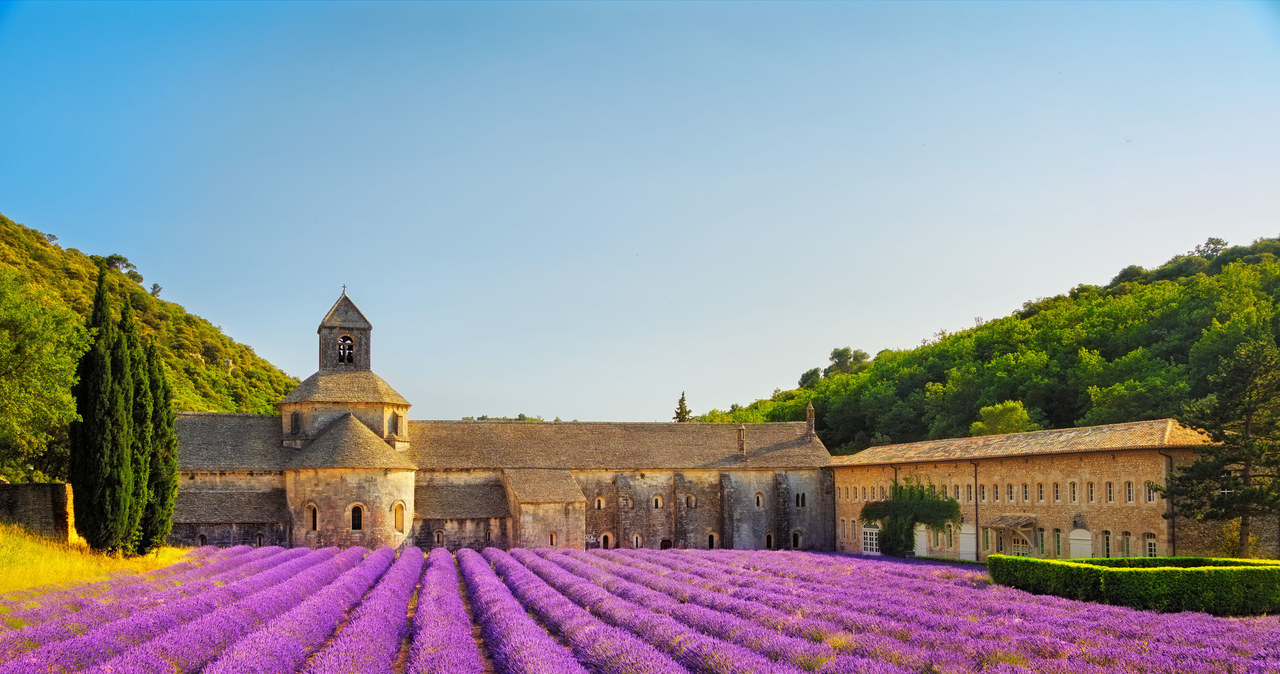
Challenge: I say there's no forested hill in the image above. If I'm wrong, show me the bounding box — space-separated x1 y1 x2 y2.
1 213 299 414
697 237 1280 455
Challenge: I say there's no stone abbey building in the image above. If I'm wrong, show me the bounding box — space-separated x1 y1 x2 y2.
171 293 834 551
169 293 1236 559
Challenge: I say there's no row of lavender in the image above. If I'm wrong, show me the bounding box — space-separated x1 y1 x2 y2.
5 543 1280 672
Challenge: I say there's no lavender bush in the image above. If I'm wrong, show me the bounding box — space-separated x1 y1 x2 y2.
405 547 484 674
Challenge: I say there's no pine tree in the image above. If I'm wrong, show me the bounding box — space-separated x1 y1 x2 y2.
673 392 692 422
119 299 152 554
69 266 134 552
138 341 177 554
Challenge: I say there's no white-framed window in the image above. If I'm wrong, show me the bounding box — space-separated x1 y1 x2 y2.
1106 482 1114 503
1146 484 1157 503
862 524 880 554
1146 533 1158 557
1054 482 1060 502
1126 481 1135 503
1011 538 1030 556
1037 483 1044 502
1021 484 1029 502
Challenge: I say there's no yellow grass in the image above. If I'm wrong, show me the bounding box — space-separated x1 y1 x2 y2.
0 522 191 596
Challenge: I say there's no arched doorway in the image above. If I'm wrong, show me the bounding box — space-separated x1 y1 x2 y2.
792 531 802 549
1068 528 1093 559
765 533 774 549
708 533 716 549
198 534 207 546
660 539 672 550
601 533 611 549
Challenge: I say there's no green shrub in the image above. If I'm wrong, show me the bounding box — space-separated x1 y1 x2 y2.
988 555 1280 616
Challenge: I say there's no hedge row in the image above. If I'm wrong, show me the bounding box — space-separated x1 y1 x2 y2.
987 555 1280 616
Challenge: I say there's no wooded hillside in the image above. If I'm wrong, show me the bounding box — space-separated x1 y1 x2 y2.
1 214 298 414
698 237 1280 454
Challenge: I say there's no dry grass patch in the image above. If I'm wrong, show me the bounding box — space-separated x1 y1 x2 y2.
0 522 190 595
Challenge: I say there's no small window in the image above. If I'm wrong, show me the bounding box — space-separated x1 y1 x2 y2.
765 533 774 549
1037 527 1044 552
1126 481 1134 503
792 531 802 549
1103 530 1112 558
1021 484 1028 502
879 486 886 499
632 533 642 548
984 528 990 550
708 533 716 549
1070 482 1077 503
861 487 867 500
994 484 1000 502
980 484 986 502
1145 533 1158 557
351 505 363 531
256 534 263 547
1146 484 1157 503
309 505 318 531
1054 529 1062 557
338 335 354 364
549 532 557 547
953 485 959 500
1037 483 1044 502
1122 531 1131 557
595 497 604 510
394 503 405 533
435 530 444 546
840 518 846 540
601 533 610 549
290 411 302 435
1088 482 1095 503
653 495 663 509
1106 482 1114 503
1008 484 1014 502
686 494 696 509
485 529 492 544
966 484 973 502
755 493 764 508
947 524 954 548
1053 483 1060 502
389 413 399 436
199 534 207 546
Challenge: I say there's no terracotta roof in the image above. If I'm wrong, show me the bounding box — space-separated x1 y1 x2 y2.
280 370 410 405
830 419 1212 467
410 421 828 471
415 482 510 519
176 413 286 471
286 413 418 471
503 469 586 503
172 489 289 523
319 293 371 331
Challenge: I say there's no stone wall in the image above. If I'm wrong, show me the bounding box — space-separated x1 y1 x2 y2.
286 468 415 549
170 522 289 547
0 483 74 542
415 517 510 550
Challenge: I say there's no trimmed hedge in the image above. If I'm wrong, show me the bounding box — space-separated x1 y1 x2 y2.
987 555 1280 616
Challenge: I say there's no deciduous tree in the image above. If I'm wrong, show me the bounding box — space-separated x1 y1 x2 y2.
860 478 961 557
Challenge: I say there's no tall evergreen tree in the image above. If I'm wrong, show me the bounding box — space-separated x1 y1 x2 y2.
138 341 177 554
69 266 133 552
673 392 692 422
119 299 152 554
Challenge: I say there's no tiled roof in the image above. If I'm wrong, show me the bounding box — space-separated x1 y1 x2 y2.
176 413 286 471
829 419 1212 467
503 469 586 504
286 413 418 471
280 370 410 405
319 293 371 330
410 421 828 471
415 482 510 519
172 489 289 523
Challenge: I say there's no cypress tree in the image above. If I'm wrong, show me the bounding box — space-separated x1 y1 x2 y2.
119 298 151 554
69 266 133 552
138 341 178 554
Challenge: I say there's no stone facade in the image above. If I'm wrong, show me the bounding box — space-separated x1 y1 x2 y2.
0 483 73 543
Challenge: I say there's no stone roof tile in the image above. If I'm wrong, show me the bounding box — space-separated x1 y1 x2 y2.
172 489 289 524
410 421 827 471
319 293 371 330
503 469 586 504
415 483 510 519
829 418 1211 466
280 370 410 405
176 413 285 471
286 413 418 471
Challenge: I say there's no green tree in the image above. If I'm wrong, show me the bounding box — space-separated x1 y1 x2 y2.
0 268 89 481
1162 338 1280 557
969 400 1042 437
797 368 822 390
69 266 135 552
673 391 692 422
137 341 177 554
119 299 152 554
859 478 962 557
824 347 870 377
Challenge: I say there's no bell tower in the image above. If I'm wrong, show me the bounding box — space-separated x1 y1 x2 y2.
318 289 372 371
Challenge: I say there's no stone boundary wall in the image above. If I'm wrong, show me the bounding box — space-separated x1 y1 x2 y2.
0 483 74 543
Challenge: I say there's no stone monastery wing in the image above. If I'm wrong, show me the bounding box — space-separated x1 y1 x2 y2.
408 421 829 471
176 413 286 471
503 469 586 503
829 418 1212 466
286 413 418 470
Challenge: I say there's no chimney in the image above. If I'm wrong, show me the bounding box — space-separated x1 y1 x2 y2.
805 401 816 437
737 424 746 455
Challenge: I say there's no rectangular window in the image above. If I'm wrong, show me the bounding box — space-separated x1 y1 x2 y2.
862 528 880 554
1146 484 1156 503
880 486 886 500
1022 484 1029 502
1088 482 1095 503
1054 529 1062 557
953 485 960 500
1054 483 1060 502
840 518 846 540
1008 484 1015 502
1038 483 1044 502
967 484 973 502
983 528 990 550
862 487 867 500
1011 537 1028 556
1103 530 1111 557
1037 528 1045 553
980 485 986 501
993 484 999 502
1122 532 1131 557
996 533 1005 553
1146 533 1158 557
1106 482 1114 503
1126 481 1134 503
1070 483 1077 503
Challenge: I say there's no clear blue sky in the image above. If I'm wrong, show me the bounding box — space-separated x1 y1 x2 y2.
2 1 1278 421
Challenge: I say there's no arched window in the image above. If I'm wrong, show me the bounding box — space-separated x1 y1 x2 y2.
435 530 444 546
338 335 354 363
1145 532 1158 557
792 531 802 549
765 533 774 549
595 497 604 510
1021 483 1028 501
653 495 663 509
632 533 642 548
1087 482 1095 503
549 532 557 547
861 524 879 554
485 529 492 544
755 493 764 508
685 494 696 508
601 533 611 549
198 534 207 546
351 505 363 531
309 505 318 531
394 503 405 533
708 533 716 549
256 534 263 547
1037 483 1044 502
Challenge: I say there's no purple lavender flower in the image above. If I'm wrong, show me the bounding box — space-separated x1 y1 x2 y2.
405 547 485 674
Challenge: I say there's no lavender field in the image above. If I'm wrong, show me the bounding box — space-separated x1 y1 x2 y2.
0 545 1277 673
